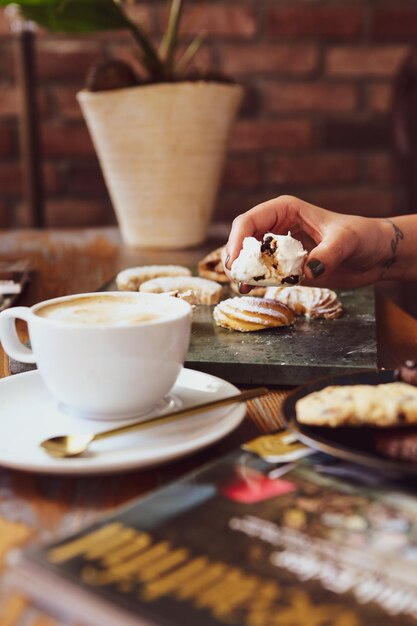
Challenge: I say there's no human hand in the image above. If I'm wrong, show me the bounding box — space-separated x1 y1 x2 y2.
222 195 394 290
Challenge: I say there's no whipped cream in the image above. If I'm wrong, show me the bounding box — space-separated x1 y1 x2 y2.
230 232 307 286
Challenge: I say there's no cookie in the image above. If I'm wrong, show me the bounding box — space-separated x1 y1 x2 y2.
198 246 229 283
213 296 294 332
264 286 343 320
116 265 191 291
296 382 417 428
139 276 223 305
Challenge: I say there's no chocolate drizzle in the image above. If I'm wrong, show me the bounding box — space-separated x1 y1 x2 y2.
281 275 300 285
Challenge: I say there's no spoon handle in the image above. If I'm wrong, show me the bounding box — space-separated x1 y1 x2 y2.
92 387 269 442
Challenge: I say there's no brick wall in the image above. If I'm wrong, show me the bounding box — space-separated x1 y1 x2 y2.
0 1 416 228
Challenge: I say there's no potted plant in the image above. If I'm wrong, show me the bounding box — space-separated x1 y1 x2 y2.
1 0 243 248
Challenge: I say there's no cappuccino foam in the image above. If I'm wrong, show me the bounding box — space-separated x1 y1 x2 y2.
36 295 165 326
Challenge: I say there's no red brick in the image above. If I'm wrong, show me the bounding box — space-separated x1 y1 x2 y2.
0 200 9 227
66 162 107 195
270 154 358 185
0 161 60 195
45 199 112 227
0 86 47 118
363 154 401 185
52 86 83 120
366 84 393 113
220 44 318 76
0 162 20 194
41 124 95 158
0 7 11 35
326 46 408 78
43 163 61 194
0 41 12 79
159 5 257 38
120 5 154 35
311 188 400 218
222 158 262 189
230 120 313 152
372 8 417 38
34 39 103 81
0 88 18 118
267 7 361 38
264 82 357 113
0 125 14 157
322 118 390 150
214 191 271 223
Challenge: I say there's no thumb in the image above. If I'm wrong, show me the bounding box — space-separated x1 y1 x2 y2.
305 240 346 281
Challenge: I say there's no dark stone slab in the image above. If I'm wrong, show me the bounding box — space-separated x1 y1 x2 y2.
102 279 377 387
185 286 377 386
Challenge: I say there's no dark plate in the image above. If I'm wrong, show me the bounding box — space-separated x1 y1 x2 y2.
282 369 417 477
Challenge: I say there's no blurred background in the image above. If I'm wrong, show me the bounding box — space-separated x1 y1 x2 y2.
0 0 416 229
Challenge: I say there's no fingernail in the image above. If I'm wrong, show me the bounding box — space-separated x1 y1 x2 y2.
307 259 325 278
225 254 230 269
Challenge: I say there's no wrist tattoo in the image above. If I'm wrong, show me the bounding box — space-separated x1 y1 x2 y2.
381 219 404 278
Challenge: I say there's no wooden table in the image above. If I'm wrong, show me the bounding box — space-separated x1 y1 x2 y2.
0 226 416 626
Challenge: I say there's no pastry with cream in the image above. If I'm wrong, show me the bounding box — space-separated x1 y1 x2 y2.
139 276 223 305
213 296 294 332
230 232 307 287
264 285 343 320
116 265 191 291
198 246 229 283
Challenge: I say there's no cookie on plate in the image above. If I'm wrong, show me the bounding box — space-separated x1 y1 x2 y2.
296 382 417 428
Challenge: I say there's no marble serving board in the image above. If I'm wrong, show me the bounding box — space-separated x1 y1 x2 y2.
103 278 377 386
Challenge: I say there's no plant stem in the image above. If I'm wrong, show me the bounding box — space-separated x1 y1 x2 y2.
160 0 184 77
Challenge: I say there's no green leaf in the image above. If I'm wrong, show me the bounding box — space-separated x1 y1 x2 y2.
176 31 205 75
0 0 166 78
159 0 183 73
0 0 129 33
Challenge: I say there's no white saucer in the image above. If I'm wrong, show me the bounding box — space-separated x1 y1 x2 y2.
0 369 245 475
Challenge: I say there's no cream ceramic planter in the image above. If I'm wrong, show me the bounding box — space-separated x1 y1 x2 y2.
77 82 243 249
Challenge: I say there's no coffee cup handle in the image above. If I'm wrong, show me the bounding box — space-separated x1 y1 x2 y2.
0 307 36 364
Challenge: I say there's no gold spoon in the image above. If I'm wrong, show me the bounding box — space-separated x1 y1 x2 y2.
40 387 269 458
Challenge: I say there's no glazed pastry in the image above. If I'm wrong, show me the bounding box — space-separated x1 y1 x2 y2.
139 276 223 305
264 286 343 320
394 360 417 386
296 382 417 428
116 265 191 291
198 246 229 283
213 296 294 332
230 232 307 287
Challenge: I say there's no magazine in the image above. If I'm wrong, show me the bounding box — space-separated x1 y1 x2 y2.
8 440 417 626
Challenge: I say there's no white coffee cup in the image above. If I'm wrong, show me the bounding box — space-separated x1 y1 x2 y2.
0 292 192 420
